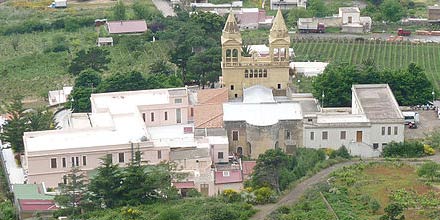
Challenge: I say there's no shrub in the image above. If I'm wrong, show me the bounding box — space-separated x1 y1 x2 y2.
207 204 240 220
329 146 351 159
186 188 202 197
222 189 241 203
369 199 381 214
382 141 425 158
254 187 276 204
417 161 440 181
157 209 182 220
423 144 435 156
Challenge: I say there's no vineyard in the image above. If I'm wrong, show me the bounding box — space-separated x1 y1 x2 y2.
291 38 440 90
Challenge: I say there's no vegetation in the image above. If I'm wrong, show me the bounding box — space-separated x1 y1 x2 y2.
312 60 434 107
250 148 335 193
381 141 426 158
0 200 16 220
417 161 440 182
271 162 440 220
0 96 55 153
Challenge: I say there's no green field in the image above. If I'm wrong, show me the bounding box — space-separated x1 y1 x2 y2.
292 38 440 90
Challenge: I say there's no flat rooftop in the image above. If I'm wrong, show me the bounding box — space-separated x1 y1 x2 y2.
317 114 369 123
353 84 403 120
147 124 196 148
223 102 303 126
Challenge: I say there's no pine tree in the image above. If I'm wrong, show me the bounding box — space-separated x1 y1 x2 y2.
88 156 123 208
55 167 87 217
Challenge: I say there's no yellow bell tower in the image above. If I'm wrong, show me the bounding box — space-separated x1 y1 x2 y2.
221 9 291 100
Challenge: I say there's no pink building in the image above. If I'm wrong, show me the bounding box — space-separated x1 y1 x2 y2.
23 87 227 190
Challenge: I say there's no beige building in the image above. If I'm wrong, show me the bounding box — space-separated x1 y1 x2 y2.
221 9 291 99
303 84 404 157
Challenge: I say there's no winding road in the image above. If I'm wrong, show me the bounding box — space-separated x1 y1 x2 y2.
250 155 440 220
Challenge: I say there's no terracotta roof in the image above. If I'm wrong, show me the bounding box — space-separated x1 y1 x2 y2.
19 199 58 212
194 104 224 128
107 20 147 34
197 88 228 104
172 181 195 189
194 88 228 129
215 170 243 184
242 161 257 175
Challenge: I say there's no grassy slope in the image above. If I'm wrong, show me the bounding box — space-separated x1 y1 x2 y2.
280 163 439 220
0 0 162 103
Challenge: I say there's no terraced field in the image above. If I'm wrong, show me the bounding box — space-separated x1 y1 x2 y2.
292 38 440 90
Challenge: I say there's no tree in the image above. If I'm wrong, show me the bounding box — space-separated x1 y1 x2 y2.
425 129 440 149
0 96 27 153
113 0 126 21
68 47 111 75
189 11 225 39
132 0 161 20
307 0 328 17
252 149 289 193
329 146 351 159
417 161 440 181
69 87 93 113
88 156 123 208
98 71 148 93
149 60 175 75
54 167 88 217
286 8 313 27
26 108 56 131
0 201 16 220
187 47 221 88
380 203 405 220
380 0 404 22
74 69 102 88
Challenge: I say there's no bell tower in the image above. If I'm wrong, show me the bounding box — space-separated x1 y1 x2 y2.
221 12 242 67
269 8 290 62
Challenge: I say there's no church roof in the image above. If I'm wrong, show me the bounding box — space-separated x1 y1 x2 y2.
224 12 240 33
222 12 242 45
269 8 289 44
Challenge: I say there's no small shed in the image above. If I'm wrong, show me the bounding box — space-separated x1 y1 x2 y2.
97 37 114 47
106 20 148 35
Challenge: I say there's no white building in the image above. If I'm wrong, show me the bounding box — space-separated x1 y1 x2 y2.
339 7 372 33
303 84 404 157
270 0 307 10
48 87 73 106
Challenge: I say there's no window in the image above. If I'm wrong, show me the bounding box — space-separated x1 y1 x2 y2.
381 127 385 135
310 132 315 140
62 158 66 168
285 130 291 140
277 84 281 89
82 156 87 166
382 143 387 147
223 171 230 177
218 152 224 159
118 153 125 163
263 69 267 77
191 108 194 117
63 175 67 185
230 85 234 90
164 112 168 120
234 94 238 98
250 73 253 78
106 154 113 164
394 126 398 135
340 131 346 140
71 157 75 167
322 131 328 140
307 118 313 122
176 109 181 123
258 69 262 77
387 127 391 135
151 112 155 122
373 143 379 149
75 157 79 167
245 73 248 78
142 113 146 122
50 158 57 169
174 98 182 104
232 131 239 141
157 150 162 159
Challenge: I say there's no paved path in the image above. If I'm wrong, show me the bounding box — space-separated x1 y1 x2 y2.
0 143 25 185
151 0 175 17
250 156 440 220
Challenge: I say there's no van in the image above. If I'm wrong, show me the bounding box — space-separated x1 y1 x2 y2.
402 112 419 125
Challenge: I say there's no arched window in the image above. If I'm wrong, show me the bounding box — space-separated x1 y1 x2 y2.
237 147 243 155
232 49 238 63
275 141 279 149
247 142 252 155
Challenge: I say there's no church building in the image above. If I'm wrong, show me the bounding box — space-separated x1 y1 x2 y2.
221 9 291 99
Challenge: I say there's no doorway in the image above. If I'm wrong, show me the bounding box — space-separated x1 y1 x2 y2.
356 131 363 142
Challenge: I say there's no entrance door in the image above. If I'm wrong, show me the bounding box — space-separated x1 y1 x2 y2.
356 131 363 142
200 184 209 196
348 16 353 24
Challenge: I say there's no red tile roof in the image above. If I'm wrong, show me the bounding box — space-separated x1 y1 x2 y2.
172 181 195 189
107 20 147 34
19 199 58 212
194 88 228 129
215 170 243 184
242 161 257 175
